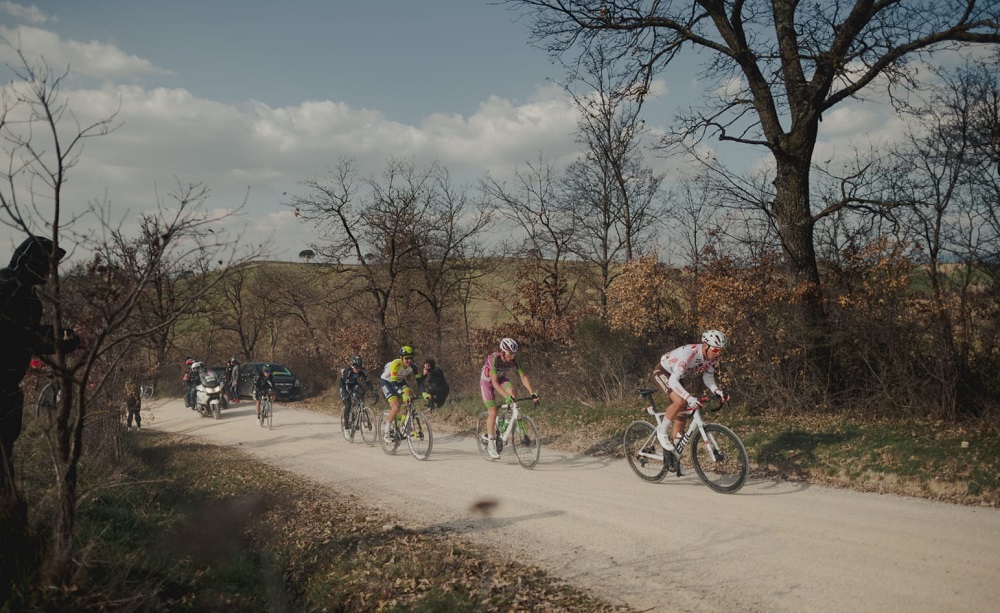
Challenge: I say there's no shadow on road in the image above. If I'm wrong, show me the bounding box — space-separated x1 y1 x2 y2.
430 509 565 536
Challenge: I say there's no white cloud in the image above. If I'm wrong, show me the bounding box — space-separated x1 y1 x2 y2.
1 72 586 260
0 25 167 79
0 1 49 24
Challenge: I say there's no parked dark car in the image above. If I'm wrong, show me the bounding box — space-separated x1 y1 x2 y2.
236 362 302 401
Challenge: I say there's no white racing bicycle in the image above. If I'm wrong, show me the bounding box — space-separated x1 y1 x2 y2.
623 388 749 493
475 396 541 469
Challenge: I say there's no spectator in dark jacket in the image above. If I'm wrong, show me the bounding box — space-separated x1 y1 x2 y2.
124 380 142 431
227 356 240 402
0 236 80 495
415 358 449 409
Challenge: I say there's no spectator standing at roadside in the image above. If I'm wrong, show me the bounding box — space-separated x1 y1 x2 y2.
0 236 81 496
124 380 142 431
415 358 449 409
227 356 240 403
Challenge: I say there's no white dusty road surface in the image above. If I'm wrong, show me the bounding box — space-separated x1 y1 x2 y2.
146 398 1000 613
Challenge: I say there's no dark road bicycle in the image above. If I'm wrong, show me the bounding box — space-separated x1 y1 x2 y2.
341 391 376 446
376 400 433 460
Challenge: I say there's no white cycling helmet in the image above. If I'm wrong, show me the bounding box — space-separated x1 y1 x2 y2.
701 330 728 349
499 337 519 354
190 361 205 371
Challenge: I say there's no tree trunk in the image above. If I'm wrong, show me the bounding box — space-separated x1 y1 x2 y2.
772 149 837 393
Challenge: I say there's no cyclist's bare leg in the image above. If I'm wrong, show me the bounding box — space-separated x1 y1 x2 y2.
665 391 688 440
486 404 498 437
386 396 401 425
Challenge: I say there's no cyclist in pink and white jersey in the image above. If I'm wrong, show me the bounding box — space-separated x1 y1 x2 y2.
480 337 539 459
652 330 730 451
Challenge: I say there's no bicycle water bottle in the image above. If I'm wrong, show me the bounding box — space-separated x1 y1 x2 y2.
497 417 508 432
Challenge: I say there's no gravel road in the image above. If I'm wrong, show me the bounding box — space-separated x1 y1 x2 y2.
146 398 1000 612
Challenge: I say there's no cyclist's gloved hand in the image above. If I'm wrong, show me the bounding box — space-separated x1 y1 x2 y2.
714 389 729 404
504 395 513 405
422 392 432 401
686 395 702 409
531 393 540 405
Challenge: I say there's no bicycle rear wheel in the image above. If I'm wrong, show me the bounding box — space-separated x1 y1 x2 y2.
376 411 399 455
623 420 669 482
359 407 376 446
405 412 433 460
690 423 748 493
512 415 540 469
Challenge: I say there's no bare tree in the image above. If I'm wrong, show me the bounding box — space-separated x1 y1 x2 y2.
889 58 1000 415
505 0 1000 376
410 170 494 357
0 48 254 584
562 43 665 317
287 157 438 358
483 155 580 324
209 263 276 360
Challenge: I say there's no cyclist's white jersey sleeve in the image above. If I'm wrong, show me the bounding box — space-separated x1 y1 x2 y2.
658 344 720 400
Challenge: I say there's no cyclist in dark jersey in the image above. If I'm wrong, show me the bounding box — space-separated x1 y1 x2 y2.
340 355 377 424
253 365 276 425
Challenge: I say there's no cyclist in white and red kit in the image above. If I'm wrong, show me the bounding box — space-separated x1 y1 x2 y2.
652 330 730 451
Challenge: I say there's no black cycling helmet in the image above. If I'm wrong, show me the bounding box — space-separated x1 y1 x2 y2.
262 364 271 375
399 345 415 358
350 356 363 369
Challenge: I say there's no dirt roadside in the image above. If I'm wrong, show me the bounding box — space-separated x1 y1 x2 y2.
146 398 1000 613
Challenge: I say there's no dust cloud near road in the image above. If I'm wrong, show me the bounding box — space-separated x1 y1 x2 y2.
147 398 1000 612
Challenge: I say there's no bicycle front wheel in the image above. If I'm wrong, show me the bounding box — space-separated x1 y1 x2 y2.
140 384 154 401
512 414 540 469
265 399 273 430
359 407 376 446
690 423 749 493
36 382 59 417
623 420 669 482
376 411 399 455
341 407 355 442
405 412 433 460
475 411 493 460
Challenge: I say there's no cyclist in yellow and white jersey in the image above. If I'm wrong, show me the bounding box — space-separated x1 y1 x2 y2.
379 345 418 442
652 330 730 451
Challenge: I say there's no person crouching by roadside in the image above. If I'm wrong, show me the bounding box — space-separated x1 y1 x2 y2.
416 358 449 409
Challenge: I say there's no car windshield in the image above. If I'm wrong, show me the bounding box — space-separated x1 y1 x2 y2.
268 365 292 376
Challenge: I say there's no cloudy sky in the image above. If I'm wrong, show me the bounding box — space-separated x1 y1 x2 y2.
0 0 921 263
